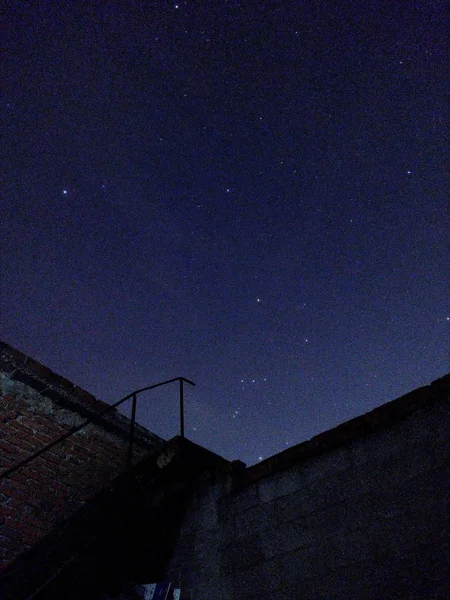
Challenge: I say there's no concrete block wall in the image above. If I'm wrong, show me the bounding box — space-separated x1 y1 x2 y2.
167 376 449 599
0 342 164 570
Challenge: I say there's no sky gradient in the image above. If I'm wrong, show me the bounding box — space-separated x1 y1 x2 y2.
2 1 448 465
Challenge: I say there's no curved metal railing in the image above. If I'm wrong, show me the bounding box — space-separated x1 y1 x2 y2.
0 376 195 480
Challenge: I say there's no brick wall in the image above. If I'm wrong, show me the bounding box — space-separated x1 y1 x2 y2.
166 375 450 599
0 342 164 570
1 340 448 598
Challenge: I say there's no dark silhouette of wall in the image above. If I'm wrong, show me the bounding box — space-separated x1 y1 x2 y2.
1 340 448 599
0 342 163 570
166 375 449 599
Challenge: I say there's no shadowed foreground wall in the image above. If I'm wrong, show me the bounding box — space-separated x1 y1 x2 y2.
0 341 448 599
166 376 449 599
0 342 164 570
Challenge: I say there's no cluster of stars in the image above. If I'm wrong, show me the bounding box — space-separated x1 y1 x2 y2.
239 377 268 385
4 0 444 471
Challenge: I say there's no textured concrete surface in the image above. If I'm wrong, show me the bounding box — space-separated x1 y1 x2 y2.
167 376 449 599
0 342 164 570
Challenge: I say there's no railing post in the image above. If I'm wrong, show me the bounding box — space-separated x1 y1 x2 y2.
1 376 195 481
179 378 185 438
127 393 137 468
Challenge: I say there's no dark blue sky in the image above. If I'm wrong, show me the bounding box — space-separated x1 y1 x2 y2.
2 1 448 465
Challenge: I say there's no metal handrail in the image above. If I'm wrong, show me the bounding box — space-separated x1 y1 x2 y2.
0 376 195 480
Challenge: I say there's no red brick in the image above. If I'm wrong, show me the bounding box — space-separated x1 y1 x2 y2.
28 420 54 436
2 485 27 502
12 421 36 435
31 415 57 428
5 435 35 452
1 410 18 422
0 439 19 453
40 452 61 466
0 356 164 571
32 432 53 445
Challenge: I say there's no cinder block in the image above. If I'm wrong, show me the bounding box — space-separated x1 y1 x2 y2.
306 468 355 508
400 404 449 446
344 464 450 534
193 531 222 574
276 546 315 584
259 467 302 503
300 446 352 485
181 498 218 533
222 534 264 571
375 447 441 491
235 502 276 538
349 425 398 467
349 407 449 479
190 578 233 600
216 511 235 549
344 492 404 532
271 487 316 522
260 518 316 560
328 527 374 567
217 495 232 524
189 545 222 584
229 483 260 514
369 505 449 559
308 500 350 540
303 562 381 600
231 558 283 599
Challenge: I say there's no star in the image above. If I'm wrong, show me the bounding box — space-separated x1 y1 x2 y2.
3 0 446 472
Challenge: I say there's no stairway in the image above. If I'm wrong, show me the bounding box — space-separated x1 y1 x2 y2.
0 437 229 600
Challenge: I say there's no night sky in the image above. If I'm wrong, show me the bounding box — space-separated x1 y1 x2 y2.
2 2 448 466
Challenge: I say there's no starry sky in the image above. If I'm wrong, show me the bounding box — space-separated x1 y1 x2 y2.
2 1 448 466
